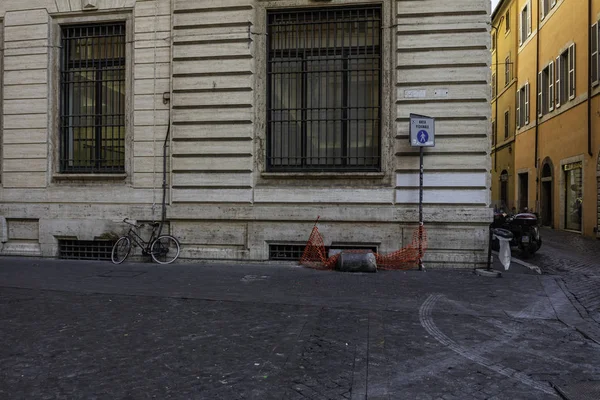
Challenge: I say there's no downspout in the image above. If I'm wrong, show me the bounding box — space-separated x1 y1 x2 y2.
588 0 593 157
494 28 499 172
158 0 175 238
491 18 503 172
534 5 540 170
160 120 170 237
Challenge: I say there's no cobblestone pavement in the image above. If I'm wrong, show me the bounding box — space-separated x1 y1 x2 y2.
528 228 600 323
1 258 600 399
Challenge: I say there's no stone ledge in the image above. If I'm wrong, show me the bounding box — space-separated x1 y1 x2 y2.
52 173 128 182
261 172 386 180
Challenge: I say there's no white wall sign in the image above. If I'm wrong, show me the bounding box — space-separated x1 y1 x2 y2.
409 114 435 147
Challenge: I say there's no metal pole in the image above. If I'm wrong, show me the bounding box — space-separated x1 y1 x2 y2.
487 227 493 271
419 146 424 271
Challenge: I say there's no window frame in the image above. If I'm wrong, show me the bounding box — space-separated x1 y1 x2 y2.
492 73 496 98
492 120 496 146
506 10 510 33
592 23 599 86
492 32 496 52
568 44 576 100
265 6 383 173
520 2 531 45
548 61 554 111
516 83 529 128
50 12 133 179
504 109 510 139
556 54 562 107
505 55 511 87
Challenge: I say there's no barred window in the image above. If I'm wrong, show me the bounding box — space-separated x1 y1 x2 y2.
60 24 126 173
266 7 381 172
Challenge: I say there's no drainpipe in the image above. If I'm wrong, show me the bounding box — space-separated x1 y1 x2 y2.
534 6 540 170
588 0 593 157
534 1 541 215
491 17 503 172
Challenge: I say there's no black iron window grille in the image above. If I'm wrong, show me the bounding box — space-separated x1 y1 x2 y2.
59 239 116 260
60 23 126 173
267 7 382 172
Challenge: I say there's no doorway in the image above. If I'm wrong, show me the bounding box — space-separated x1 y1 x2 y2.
518 173 528 212
541 161 553 227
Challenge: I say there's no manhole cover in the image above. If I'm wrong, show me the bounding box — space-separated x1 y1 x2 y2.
98 270 146 278
554 381 600 400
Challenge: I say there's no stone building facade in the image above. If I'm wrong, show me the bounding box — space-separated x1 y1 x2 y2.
0 0 492 267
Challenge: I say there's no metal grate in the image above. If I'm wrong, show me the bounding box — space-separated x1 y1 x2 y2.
267 6 381 172
60 23 126 173
59 240 115 260
269 244 306 260
269 244 378 261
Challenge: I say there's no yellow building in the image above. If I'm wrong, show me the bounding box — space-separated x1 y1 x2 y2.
491 0 520 212
492 0 600 238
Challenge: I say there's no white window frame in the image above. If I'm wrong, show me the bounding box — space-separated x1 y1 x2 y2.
541 0 549 20
548 61 554 111
568 44 576 100
538 71 543 116
525 83 530 124
592 23 599 86
505 55 511 87
520 2 531 45
517 83 529 128
556 55 561 107
516 90 521 128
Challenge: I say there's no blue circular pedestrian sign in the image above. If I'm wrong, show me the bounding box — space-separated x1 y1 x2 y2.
417 130 429 144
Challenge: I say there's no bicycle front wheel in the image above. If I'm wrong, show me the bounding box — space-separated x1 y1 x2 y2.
111 236 131 264
150 235 180 264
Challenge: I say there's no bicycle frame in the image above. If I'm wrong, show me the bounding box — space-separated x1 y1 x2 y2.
124 221 161 255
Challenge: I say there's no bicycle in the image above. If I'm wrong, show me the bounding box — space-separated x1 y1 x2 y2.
111 218 180 265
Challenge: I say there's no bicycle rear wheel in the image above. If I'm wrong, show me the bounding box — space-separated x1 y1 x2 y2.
150 235 180 264
111 236 131 264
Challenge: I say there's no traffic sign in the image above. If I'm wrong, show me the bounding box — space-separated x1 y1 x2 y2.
410 114 435 147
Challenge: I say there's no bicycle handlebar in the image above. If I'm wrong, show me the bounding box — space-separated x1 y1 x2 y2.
123 218 160 229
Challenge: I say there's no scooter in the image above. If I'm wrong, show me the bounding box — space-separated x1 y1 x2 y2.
491 211 542 257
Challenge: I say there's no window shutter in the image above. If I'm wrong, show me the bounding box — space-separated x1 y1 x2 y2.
527 4 532 36
525 83 530 124
569 44 576 99
548 61 554 111
516 90 521 128
538 71 543 117
555 56 561 108
592 24 598 85
541 0 545 20
519 10 524 44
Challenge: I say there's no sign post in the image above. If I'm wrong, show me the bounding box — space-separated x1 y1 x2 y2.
409 114 435 271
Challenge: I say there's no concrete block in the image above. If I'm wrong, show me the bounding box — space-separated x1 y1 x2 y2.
336 251 377 273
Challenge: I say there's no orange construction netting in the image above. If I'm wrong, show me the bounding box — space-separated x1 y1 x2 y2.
300 220 427 271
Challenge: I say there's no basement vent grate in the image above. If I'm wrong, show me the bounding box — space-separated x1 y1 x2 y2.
269 244 378 261
269 244 305 261
59 240 115 261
